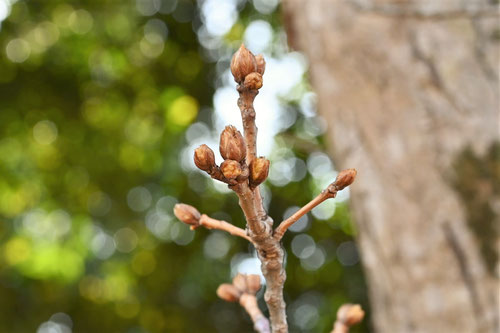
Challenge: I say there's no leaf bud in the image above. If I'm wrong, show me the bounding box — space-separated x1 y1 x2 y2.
334 168 357 190
245 274 261 295
220 160 242 180
230 44 257 83
216 284 241 302
244 72 263 90
255 54 266 75
232 273 248 293
249 157 270 186
336 304 365 327
194 144 216 172
173 204 200 226
219 125 246 162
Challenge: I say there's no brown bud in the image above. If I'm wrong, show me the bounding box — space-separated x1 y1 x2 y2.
245 274 261 295
219 125 246 162
334 168 357 190
337 304 365 327
244 72 263 90
249 157 270 186
173 203 200 226
216 284 241 302
220 160 242 179
255 54 266 75
194 144 216 172
231 44 257 83
232 273 247 293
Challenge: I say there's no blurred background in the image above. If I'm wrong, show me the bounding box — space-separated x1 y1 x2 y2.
0 0 369 332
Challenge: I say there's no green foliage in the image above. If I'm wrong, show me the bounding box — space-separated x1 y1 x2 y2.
0 0 368 332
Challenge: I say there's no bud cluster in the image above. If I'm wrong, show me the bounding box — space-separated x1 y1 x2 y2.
230 44 265 90
216 273 262 303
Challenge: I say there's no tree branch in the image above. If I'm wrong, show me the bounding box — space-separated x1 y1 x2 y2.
237 86 272 227
174 204 251 242
274 169 357 240
198 214 252 242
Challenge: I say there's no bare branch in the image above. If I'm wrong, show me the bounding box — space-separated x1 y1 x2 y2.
274 169 357 240
174 204 251 242
198 214 252 242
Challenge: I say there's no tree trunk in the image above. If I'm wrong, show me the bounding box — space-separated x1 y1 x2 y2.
283 1 499 332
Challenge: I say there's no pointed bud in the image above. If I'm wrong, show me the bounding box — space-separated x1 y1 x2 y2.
337 304 365 327
334 168 357 190
232 274 247 293
245 275 261 295
255 54 266 75
250 157 270 186
219 125 246 162
194 144 216 172
217 284 241 302
173 204 200 226
244 72 263 90
231 44 257 83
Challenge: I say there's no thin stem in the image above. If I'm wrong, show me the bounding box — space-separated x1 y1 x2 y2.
240 293 271 333
237 86 270 225
274 185 338 240
331 322 349 333
198 214 252 242
235 86 287 332
232 182 268 238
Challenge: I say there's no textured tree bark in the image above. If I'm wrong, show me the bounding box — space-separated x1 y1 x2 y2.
283 0 499 332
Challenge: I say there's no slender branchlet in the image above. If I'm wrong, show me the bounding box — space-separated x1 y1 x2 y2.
217 274 271 333
174 204 251 242
174 45 361 333
331 304 365 333
274 168 357 240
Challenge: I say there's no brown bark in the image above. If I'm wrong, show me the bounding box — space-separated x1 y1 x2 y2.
283 0 499 332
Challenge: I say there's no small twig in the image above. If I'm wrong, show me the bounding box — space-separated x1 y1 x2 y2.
240 294 271 333
198 214 252 242
274 169 357 240
217 274 271 333
174 204 251 242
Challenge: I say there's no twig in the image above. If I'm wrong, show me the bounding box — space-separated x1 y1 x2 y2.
177 45 362 333
237 85 272 227
198 214 252 242
274 169 357 240
174 204 251 242
217 274 271 333
231 46 288 332
240 293 271 333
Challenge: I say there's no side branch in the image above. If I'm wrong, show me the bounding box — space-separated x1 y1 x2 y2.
199 214 252 242
173 204 251 242
274 168 357 240
217 274 271 333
